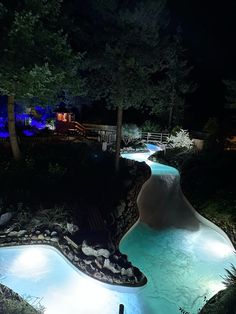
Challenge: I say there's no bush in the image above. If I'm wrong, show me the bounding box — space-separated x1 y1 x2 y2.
122 124 141 146
167 129 194 149
140 120 161 132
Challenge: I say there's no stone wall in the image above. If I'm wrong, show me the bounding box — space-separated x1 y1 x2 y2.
0 158 151 288
110 159 151 245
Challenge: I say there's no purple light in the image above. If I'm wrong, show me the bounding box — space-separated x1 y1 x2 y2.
30 119 46 130
0 131 9 138
22 130 35 137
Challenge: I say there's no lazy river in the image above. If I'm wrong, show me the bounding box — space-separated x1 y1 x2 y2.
0 150 235 314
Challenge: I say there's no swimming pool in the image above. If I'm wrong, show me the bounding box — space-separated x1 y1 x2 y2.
0 150 235 314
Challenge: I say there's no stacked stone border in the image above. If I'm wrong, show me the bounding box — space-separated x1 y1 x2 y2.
0 158 151 288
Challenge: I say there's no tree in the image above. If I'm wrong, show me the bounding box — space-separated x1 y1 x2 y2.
148 35 196 129
0 0 82 160
223 79 236 109
78 0 169 171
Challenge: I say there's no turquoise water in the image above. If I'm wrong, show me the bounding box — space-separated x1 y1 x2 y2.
0 245 147 314
0 150 235 314
120 150 236 313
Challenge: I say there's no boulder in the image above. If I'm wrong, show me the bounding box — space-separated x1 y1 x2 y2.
103 259 120 274
0 212 13 227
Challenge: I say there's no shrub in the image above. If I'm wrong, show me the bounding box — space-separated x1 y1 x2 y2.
122 124 141 146
141 120 161 132
167 129 194 149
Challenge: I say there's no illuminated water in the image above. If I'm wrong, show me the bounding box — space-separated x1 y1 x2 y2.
0 149 235 314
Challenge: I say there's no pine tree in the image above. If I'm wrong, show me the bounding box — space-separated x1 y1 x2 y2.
0 0 82 159
79 0 169 170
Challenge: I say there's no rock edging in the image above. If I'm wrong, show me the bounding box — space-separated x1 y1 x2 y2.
0 224 147 287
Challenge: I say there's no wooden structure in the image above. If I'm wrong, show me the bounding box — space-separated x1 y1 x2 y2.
55 111 85 135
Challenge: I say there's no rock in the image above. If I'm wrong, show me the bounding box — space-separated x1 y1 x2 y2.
8 231 18 237
0 212 13 226
97 248 110 258
81 241 96 256
35 230 41 235
66 223 79 234
81 241 110 258
121 267 134 277
94 271 102 280
44 229 51 235
18 230 27 237
94 259 103 269
37 234 44 240
103 259 120 274
67 252 74 261
116 202 126 218
74 256 79 262
51 231 57 237
50 237 59 243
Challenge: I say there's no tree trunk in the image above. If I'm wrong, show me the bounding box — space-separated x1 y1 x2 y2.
168 106 173 129
7 95 21 160
115 106 123 172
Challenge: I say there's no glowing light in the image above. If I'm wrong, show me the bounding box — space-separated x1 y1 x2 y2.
203 240 234 258
23 129 35 137
0 130 9 138
207 280 226 294
44 274 141 314
10 248 49 280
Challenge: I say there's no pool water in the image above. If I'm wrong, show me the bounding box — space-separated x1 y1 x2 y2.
0 245 147 314
0 150 235 314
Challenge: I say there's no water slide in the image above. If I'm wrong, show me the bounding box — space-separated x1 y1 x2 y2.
130 149 234 246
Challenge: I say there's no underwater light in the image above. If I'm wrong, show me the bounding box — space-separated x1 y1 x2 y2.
207 280 226 294
10 248 49 279
203 240 234 258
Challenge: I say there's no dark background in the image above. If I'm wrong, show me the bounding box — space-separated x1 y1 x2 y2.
168 0 236 130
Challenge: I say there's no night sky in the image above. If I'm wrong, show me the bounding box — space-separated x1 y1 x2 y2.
168 0 236 129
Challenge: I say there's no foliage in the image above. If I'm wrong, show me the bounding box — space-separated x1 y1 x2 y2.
30 207 70 229
0 142 125 217
170 125 183 135
167 129 194 149
0 283 43 314
203 117 219 136
199 285 236 314
2 299 39 314
223 79 236 109
223 264 236 287
0 0 81 99
203 117 223 151
122 124 141 146
81 0 170 111
148 35 196 127
141 120 161 132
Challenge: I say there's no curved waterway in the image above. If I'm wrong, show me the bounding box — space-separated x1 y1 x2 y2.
120 150 236 314
0 150 235 314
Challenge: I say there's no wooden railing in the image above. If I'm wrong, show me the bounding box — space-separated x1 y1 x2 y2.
141 132 169 144
0 124 169 145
